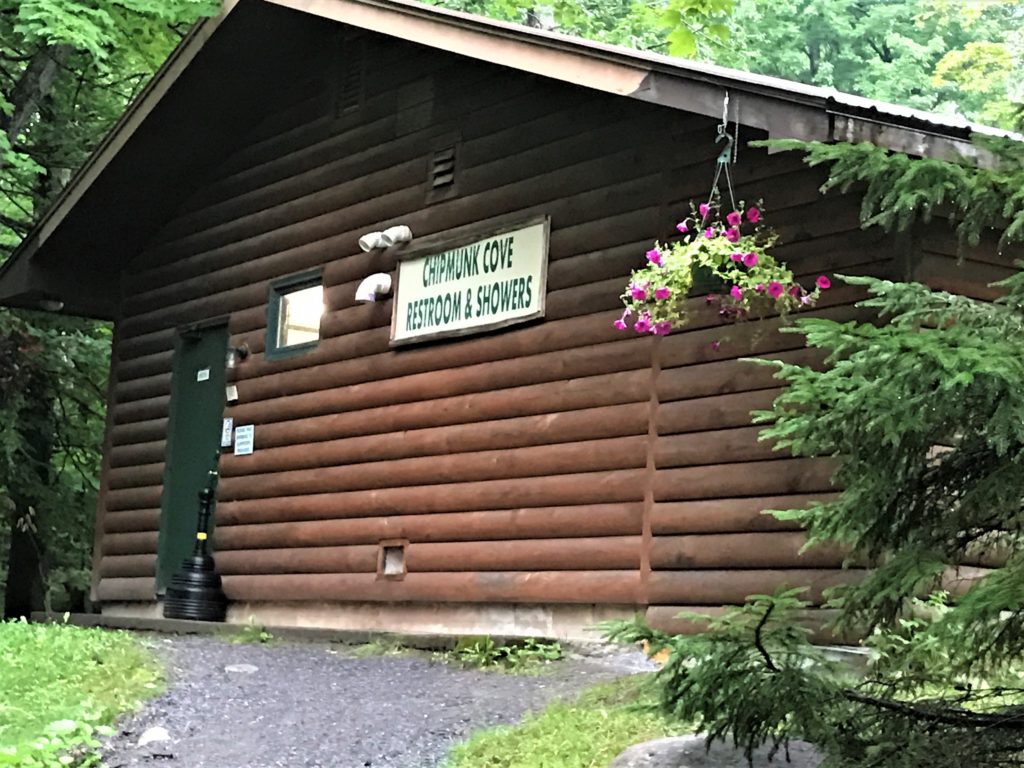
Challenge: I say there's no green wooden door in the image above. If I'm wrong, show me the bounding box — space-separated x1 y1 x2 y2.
156 323 229 592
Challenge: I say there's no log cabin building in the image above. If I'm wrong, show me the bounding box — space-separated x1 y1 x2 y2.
0 0 1013 638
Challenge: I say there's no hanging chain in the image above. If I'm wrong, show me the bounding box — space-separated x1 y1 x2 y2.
703 90 738 221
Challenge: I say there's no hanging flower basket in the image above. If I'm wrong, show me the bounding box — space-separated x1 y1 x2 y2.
615 198 830 336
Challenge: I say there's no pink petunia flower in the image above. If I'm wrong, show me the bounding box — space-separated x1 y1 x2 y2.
730 285 743 300
726 211 742 228
746 207 760 223
652 321 672 336
710 340 722 351
704 227 715 239
767 281 783 298
730 252 743 262
816 275 831 290
754 283 764 293
699 203 710 219
742 252 758 268
633 314 651 333
801 295 812 305
646 248 663 267
629 282 648 301
654 286 671 300
676 221 689 233
613 319 627 329
705 294 719 304
724 228 740 243
789 284 801 297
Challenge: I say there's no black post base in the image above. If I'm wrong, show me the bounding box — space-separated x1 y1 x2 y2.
163 554 227 622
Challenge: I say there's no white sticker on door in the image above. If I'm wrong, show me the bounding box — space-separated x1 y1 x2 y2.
234 424 255 456
221 417 234 448
196 367 211 382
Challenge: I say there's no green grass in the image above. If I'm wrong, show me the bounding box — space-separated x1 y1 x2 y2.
0 620 162 765
347 637 423 658
443 674 682 768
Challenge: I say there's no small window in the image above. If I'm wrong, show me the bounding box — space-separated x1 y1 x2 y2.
266 273 324 359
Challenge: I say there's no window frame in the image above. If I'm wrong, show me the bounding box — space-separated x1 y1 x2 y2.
265 269 324 361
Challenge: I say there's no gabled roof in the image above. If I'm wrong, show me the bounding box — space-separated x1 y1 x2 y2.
0 0 1015 319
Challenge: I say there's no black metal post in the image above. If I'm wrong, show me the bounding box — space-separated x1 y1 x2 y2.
163 466 228 621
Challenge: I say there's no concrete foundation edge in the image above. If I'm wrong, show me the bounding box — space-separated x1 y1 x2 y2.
38 601 641 645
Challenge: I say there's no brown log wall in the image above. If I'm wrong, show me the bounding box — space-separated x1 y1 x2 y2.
94 29 892 618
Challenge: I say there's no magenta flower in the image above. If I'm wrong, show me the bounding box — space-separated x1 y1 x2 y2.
746 207 761 223
654 286 671 300
676 221 689 233
629 282 648 301
724 228 740 243
816 275 831 290
726 211 742 228
699 203 710 219
767 281 783 298
703 227 715 239
801 295 812 305
710 340 722 351
730 252 743 262
633 314 651 333
705 294 718 304
646 248 663 267
730 285 743 300
789 284 801 297
613 319 627 329
742 252 758 268
652 321 672 336
754 283 764 293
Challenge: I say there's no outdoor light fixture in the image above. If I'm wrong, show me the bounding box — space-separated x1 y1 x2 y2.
358 231 387 251
354 273 393 303
225 343 250 369
380 225 413 247
357 224 414 251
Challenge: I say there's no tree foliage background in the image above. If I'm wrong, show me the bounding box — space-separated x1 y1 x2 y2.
431 0 1024 129
0 0 216 615
606 132 1024 767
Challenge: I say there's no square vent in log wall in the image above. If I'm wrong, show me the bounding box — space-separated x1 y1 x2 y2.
335 38 365 116
431 146 457 190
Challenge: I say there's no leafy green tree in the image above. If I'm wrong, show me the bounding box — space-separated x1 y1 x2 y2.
608 136 1024 767
424 0 731 56
713 0 1023 127
0 0 216 615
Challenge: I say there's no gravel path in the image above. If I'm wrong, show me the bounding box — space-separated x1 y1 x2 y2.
101 635 651 768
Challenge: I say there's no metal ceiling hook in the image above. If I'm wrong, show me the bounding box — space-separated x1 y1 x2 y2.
715 130 734 165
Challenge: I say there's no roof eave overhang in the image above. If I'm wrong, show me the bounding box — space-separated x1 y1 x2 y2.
1 0 1010 319
0 2 240 318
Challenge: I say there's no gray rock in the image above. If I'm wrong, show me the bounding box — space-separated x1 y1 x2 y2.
609 735 821 767
223 663 259 674
136 726 171 747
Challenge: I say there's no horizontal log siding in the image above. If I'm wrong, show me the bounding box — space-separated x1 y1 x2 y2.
644 281 881 610
99 46 679 602
95 33 892 614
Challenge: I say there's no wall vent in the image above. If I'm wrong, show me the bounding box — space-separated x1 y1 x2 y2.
337 63 364 114
378 541 407 579
430 146 457 189
335 37 365 116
